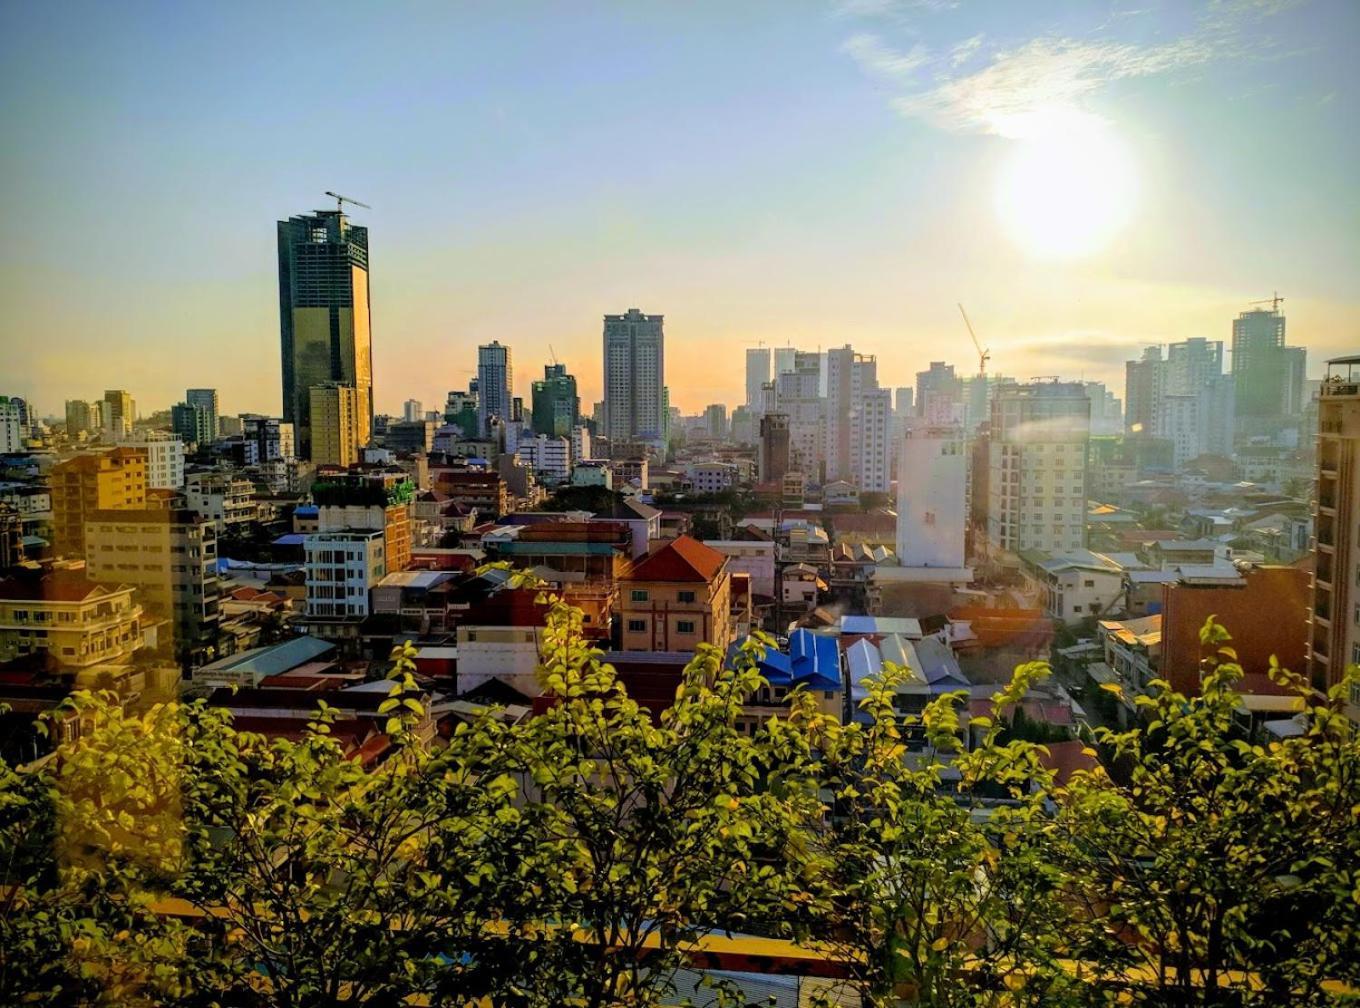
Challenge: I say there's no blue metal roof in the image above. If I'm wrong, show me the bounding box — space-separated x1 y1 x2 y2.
293 505 319 517
272 533 306 546
196 636 335 679
789 629 842 691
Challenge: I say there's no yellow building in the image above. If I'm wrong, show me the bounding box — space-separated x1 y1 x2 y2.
85 508 221 667
0 568 150 671
50 447 148 557
618 536 734 653
309 383 361 466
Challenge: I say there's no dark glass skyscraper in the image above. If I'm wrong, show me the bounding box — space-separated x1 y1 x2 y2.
278 209 373 460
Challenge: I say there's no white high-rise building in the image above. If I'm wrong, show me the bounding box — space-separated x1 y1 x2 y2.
745 347 771 414
854 388 893 493
603 308 665 449
774 352 824 480
896 424 967 570
403 399 423 422
0 397 22 452
772 346 796 378
517 434 571 484
827 345 891 489
117 429 186 490
986 382 1091 554
477 342 513 438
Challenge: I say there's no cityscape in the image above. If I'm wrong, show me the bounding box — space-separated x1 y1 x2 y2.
2 2 1358 1005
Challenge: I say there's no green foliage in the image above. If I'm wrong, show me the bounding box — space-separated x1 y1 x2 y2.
0 615 1357 1006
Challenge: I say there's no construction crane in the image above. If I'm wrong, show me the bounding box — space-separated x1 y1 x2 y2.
549 344 559 366
958 303 990 377
324 191 371 214
1248 292 1285 312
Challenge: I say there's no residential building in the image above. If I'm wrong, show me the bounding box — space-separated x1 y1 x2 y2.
314 471 415 576
309 382 361 466
618 536 734 653
895 424 967 572
477 341 513 437
1232 302 1305 436
1310 356 1360 719
516 434 571 484
703 404 728 441
403 399 423 422
1097 614 1163 698
241 415 295 462
171 401 214 445
51 447 147 556
0 569 149 671
85 508 221 666
704 532 776 598
1124 346 1165 436
855 387 892 493
603 308 665 449
277 208 373 458
101 390 135 436
985 381 1090 554
687 461 740 495
64 400 96 438
759 412 790 482
915 361 962 424
745 347 771 414
772 351 824 480
1162 564 1310 698
531 363 580 436
302 530 386 622
432 468 509 517
1020 549 1125 625
184 472 255 532
185 389 219 441
385 420 436 455
116 429 184 490
826 344 890 490
0 397 23 452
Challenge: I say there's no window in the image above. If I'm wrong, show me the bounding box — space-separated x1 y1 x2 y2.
677 620 696 634
627 619 647 632
630 589 649 602
1084 579 1095 588
677 590 695 603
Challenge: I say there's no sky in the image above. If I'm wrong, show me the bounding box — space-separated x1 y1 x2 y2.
1 0 1357 418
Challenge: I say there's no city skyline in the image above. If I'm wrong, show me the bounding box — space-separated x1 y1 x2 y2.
2 1 1358 415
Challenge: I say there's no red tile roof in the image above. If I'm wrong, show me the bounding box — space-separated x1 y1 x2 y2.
623 535 726 584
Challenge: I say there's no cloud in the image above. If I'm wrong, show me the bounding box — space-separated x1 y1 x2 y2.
840 0 1307 138
841 32 930 80
832 0 958 16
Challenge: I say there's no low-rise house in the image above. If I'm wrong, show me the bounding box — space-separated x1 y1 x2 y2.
0 568 152 671
618 536 735 653
1019 549 1126 625
1097 613 1162 696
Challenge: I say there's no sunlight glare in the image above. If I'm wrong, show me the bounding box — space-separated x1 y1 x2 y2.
994 109 1138 260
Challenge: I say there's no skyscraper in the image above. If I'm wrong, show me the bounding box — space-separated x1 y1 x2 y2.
745 347 771 413
772 346 797 379
277 208 373 460
531 363 580 436
915 362 962 424
476 341 513 437
603 308 665 448
186 388 219 442
1124 346 1165 435
1232 302 1305 440
309 383 361 467
826 345 888 489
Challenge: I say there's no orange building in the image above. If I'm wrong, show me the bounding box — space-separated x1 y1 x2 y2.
618 536 734 653
50 447 147 557
1159 564 1310 696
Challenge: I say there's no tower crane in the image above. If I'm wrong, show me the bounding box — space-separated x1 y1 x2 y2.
958 303 990 377
1248 292 1285 312
324 191 371 214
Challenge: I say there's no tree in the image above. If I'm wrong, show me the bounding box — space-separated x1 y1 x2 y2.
1055 617 1360 1005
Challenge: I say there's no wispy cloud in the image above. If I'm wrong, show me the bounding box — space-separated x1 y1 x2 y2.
837 0 1308 138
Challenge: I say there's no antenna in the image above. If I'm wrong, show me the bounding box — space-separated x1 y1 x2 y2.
324 191 372 214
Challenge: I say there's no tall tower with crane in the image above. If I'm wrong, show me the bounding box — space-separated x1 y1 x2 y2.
277 194 374 460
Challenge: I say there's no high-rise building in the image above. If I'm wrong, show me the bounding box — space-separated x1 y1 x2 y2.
85 507 220 667
855 388 893 493
603 308 665 448
915 362 962 423
1124 346 1165 436
50 447 148 556
772 346 797 379
896 424 967 570
314 471 414 577
65 400 96 437
774 351 824 480
759 413 790 482
102 390 135 436
985 381 1091 554
531 363 580 436
894 387 914 416
745 347 771 413
476 341 513 437
116 429 185 490
241 415 296 462
1166 338 1223 395
0 397 23 452
309 383 361 467
1308 355 1360 721
171 402 213 446
826 345 890 490
403 399 423 423
1232 302 1305 438
278 208 373 459
186 389 219 441
703 404 728 441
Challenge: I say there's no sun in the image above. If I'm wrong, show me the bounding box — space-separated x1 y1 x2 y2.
994 110 1138 259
